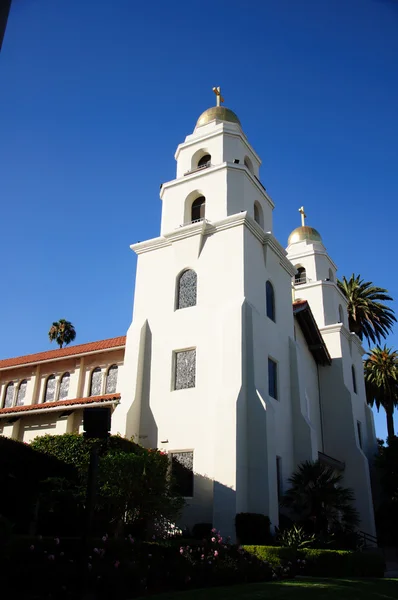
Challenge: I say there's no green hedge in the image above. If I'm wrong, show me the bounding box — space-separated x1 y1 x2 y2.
244 546 385 578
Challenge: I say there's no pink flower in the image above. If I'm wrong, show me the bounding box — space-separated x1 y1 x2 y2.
54 538 60 545
214 550 218 557
211 528 217 533
102 535 107 542
180 547 184 554
211 537 216 542
93 548 99 554
201 554 205 560
114 560 120 568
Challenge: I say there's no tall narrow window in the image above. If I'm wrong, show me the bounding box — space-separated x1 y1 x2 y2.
276 456 282 501
177 269 197 310
254 201 264 228
328 268 334 282
191 196 206 222
90 367 102 396
351 365 357 394
3 382 14 408
197 154 211 168
105 365 118 394
170 451 194 497
338 305 344 324
174 349 196 390
357 421 363 449
58 372 70 400
266 280 275 321
268 358 278 400
44 375 56 403
16 380 27 406
295 267 306 285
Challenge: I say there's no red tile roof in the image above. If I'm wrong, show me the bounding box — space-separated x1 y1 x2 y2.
0 393 120 416
0 336 126 370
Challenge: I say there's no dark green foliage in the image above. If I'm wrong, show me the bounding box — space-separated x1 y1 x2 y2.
48 319 76 348
374 437 398 545
337 274 396 345
364 346 398 439
244 546 385 578
192 523 213 539
235 513 272 545
280 460 359 533
31 433 184 537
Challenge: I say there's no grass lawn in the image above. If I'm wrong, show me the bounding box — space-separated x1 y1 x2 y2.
138 578 398 599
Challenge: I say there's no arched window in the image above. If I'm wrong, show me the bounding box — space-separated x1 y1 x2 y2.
44 375 56 403
105 365 118 394
177 269 197 309
244 156 254 174
352 365 357 394
295 267 306 285
197 154 211 168
338 305 344 324
16 380 27 406
328 268 334 282
58 372 70 400
266 281 275 321
90 367 102 396
191 196 206 222
254 202 264 228
3 382 14 408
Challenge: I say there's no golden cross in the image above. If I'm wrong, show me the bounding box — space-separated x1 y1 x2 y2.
299 206 306 227
212 86 224 107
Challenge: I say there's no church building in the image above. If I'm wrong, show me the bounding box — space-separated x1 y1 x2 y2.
0 89 377 539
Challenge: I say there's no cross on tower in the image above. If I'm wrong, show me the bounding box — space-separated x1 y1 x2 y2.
299 206 307 227
212 86 225 107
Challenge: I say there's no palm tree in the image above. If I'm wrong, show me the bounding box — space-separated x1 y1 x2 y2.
48 319 76 349
337 274 396 345
280 460 359 534
364 346 398 440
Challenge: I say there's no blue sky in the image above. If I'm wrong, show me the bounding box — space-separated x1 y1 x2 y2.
1 0 398 440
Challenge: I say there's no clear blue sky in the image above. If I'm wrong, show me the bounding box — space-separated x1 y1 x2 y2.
1 0 398 440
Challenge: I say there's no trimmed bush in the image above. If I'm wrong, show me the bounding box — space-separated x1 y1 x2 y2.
235 513 271 545
244 545 385 578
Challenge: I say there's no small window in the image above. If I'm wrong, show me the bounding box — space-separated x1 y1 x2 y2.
268 358 278 400
90 367 102 396
105 365 118 394
177 269 197 310
352 365 357 394
174 349 196 390
197 154 211 168
357 421 362 449
266 281 275 321
254 201 264 228
276 456 282 501
16 380 27 406
328 268 334 282
295 267 306 285
191 196 206 222
58 372 70 400
170 451 194 497
3 382 14 408
44 375 56 403
244 156 254 174
338 305 344 324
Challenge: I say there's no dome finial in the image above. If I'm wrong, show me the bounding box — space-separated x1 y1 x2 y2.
298 206 307 227
212 86 224 107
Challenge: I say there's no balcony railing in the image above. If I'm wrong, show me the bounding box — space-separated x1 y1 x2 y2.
294 276 307 285
184 162 211 176
179 217 208 228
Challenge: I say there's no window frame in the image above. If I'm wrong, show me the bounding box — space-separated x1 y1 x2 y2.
191 196 206 222
43 374 56 403
351 365 357 394
57 372 70 401
268 357 278 400
3 382 15 408
172 347 197 391
266 280 276 322
89 367 103 397
176 268 198 311
357 420 363 449
105 364 119 395
169 449 194 498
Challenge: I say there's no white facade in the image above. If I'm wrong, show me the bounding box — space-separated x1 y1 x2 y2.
0 101 377 540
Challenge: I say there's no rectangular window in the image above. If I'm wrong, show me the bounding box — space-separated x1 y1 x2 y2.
170 451 194 497
268 357 278 399
357 421 362 449
174 349 196 390
276 456 282 501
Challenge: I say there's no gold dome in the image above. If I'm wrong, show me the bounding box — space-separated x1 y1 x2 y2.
288 226 322 245
196 106 241 128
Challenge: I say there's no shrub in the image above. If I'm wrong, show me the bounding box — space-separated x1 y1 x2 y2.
235 513 272 545
276 525 316 549
192 523 212 539
244 545 385 578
